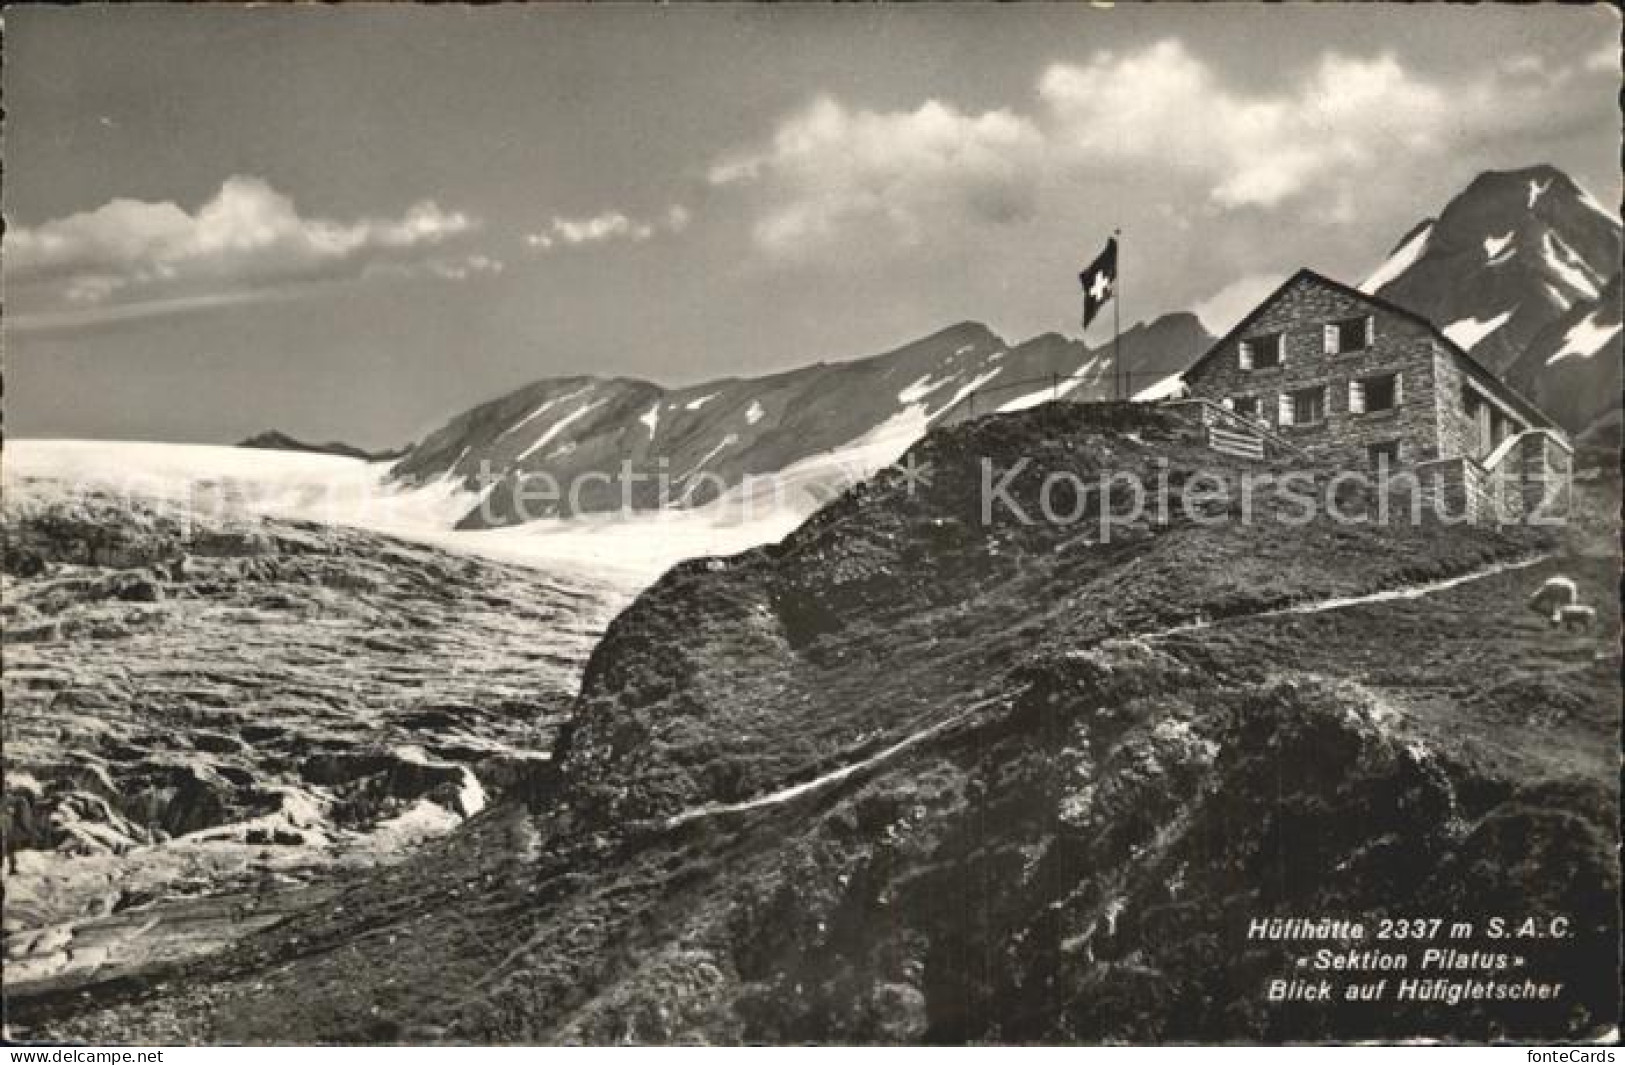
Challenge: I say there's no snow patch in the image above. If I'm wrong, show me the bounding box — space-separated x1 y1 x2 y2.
897 373 954 405
1132 373 1189 402
494 386 591 445
745 400 765 426
677 433 739 491
684 392 718 411
515 399 606 462
456 768 487 819
931 367 1005 419
639 403 661 438
1442 311 1512 350
996 375 1086 413
1483 231 1514 264
1527 177 1551 209
1548 312 1623 365
1360 222 1432 293
1541 283 1575 312
1541 232 1602 300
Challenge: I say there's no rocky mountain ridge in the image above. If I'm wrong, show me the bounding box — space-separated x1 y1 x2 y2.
385 315 1211 529
1363 165 1621 441
237 431 408 463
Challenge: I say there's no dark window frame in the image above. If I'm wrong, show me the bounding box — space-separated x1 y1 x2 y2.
1361 372 1399 413
1290 385 1327 426
1242 331 1284 370
1331 316 1372 354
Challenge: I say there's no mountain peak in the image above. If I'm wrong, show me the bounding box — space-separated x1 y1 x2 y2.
1356 165 1622 441
929 319 1004 348
1446 164 1611 228
1363 164 1622 382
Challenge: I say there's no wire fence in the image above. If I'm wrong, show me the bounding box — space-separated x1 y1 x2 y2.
936 369 1180 425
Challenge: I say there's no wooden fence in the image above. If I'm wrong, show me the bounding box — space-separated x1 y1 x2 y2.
936 370 1177 425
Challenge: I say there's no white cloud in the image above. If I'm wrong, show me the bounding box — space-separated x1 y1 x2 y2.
4 176 483 315
708 95 1044 255
525 206 688 251
1038 41 1452 210
714 38 1612 263
1193 272 1286 334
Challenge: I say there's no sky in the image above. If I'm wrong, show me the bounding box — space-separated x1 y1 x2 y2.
4 4 1620 448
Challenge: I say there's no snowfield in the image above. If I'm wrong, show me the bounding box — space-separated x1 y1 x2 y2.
4 429 929 589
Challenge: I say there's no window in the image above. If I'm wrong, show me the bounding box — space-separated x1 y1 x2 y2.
1350 372 1401 414
1324 315 1374 354
1279 386 1326 426
1368 440 1402 469
1464 386 1522 457
1231 395 1260 420
1239 332 1283 370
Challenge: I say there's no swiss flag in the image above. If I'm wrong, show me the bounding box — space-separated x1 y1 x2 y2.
1079 238 1117 330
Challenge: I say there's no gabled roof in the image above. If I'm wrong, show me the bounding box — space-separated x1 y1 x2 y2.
1182 267 1559 431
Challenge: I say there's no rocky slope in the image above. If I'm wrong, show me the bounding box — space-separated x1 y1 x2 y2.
1362 165 1621 439
1506 271 1623 462
2 483 620 994
17 404 1617 1043
237 431 407 463
385 315 1211 529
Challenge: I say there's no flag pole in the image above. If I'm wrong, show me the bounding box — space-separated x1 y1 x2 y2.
1113 228 1122 401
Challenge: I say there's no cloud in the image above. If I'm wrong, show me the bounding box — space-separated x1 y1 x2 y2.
707 95 1044 256
1193 272 1287 334
714 38 1615 262
3 176 487 324
1038 41 1456 210
525 206 688 251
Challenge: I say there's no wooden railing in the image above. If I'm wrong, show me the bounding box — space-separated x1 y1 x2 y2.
1159 396 1313 460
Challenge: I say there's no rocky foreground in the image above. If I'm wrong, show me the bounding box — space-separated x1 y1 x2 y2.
6 404 1620 1043
2 484 619 996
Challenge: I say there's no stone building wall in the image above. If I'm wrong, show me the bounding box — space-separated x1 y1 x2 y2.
1184 275 1446 469
1513 430 1573 519
1429 349 1541 463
